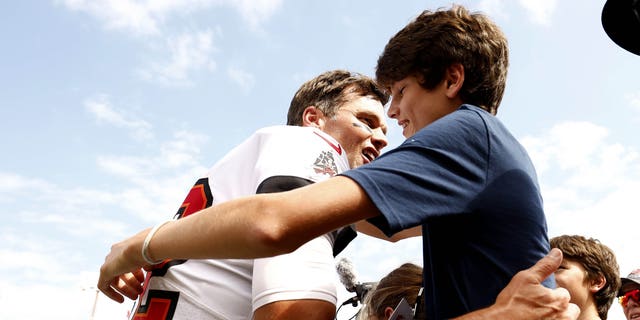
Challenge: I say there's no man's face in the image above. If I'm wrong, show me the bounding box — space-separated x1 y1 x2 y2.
620 285 640 320
321 95 388 168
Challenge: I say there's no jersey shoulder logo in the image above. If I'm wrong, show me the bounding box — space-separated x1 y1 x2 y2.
313 151 339 176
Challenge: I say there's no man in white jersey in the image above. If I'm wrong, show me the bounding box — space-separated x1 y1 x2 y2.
123 70 390 319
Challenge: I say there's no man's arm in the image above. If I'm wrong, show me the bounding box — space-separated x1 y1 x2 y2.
98 176 377 303
453 248 580 320
251 227 341 320
253 299 335 320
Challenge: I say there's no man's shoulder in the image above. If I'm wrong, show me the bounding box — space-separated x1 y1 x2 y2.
252 125 343 154
254 125 315 136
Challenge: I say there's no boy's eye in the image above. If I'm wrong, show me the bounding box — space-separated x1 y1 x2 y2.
397 86 406 97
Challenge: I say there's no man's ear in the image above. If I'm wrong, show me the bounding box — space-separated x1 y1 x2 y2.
444 63 465 98
301 106 325 128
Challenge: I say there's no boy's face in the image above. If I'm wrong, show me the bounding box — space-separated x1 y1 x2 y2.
320 95 388 168
554 258 596 308
387 75 458 138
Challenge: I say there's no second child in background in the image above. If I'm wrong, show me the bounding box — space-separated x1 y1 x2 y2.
551 235 620 320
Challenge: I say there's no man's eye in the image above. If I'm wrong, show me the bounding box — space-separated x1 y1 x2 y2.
357 118 374 132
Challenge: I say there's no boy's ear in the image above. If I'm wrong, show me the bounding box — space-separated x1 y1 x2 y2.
301 106 325 128
384 306 395 319
444 63 465 98
589 275 607 293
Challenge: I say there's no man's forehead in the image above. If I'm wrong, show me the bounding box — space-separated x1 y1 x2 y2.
341 96 385 114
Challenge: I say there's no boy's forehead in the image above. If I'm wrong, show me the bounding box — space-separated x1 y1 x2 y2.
389 78 407 92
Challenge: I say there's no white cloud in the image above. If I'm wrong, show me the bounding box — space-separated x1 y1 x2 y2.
227 66 256 93
522 121 638 191
475 0 557 26
57 0 162 36
97 130 208 178
95 129 209 221
518 0 557 26
231 0 283 31
626 91 640 123
478 0 508 20
57 0 283 36
85 96 154 140
629 91 640 110
0 172 53 195
57 0 283 86
137 29 218 85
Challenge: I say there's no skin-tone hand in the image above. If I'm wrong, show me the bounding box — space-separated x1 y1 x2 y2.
98 228 151 303
454 248 580 320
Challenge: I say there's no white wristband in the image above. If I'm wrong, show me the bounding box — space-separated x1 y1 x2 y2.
142 220 172 265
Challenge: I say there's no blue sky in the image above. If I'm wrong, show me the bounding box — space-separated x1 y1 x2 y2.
1 1 639 319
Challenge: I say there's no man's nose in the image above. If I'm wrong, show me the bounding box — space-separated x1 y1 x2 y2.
371 128 388 152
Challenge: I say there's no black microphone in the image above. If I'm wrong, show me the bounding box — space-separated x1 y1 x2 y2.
335 257 376 306
354 282 375 303
336 257 358 292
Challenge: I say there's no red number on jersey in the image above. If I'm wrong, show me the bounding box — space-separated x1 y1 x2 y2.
131 290 179 320
174 177 213 219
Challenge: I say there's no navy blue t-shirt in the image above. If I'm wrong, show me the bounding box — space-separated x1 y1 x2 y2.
341 105 552 319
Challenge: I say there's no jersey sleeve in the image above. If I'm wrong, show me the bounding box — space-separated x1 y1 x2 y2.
249 127 347 312
251 235 338 312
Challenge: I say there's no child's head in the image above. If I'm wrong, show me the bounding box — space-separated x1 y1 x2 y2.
376 5 509 115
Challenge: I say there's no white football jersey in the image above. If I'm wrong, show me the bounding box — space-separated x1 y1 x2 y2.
130 125 351 320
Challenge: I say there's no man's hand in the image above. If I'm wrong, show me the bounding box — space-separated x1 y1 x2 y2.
455 248 580 320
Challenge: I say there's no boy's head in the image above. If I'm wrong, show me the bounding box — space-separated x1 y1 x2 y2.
375 5 508 115
551 235 621 319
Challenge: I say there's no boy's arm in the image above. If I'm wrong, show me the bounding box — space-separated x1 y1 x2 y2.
98 176 377 303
